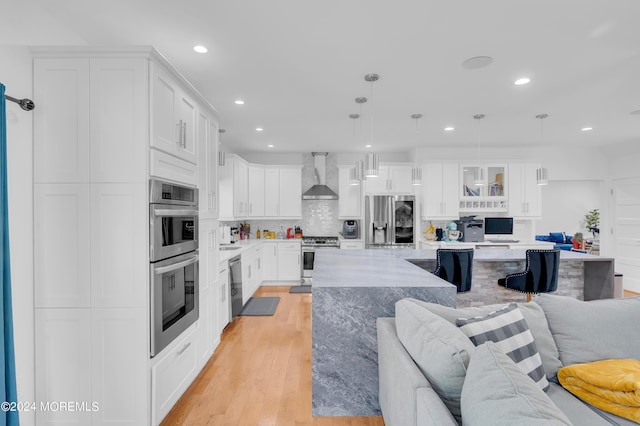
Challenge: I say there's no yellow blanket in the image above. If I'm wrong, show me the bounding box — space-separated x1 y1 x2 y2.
558 359 640 423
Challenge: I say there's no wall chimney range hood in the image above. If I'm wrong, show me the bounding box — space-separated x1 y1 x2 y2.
302 152 339 200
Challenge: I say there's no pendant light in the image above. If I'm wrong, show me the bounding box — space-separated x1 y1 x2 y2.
364 73 379 178
349 113 361 185
536 114 549 185
352 96 368 183
473 114 485 186
410 113 423 185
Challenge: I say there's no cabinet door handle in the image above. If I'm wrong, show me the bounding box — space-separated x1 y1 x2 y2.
176 120 183 145
177 342 191 355
298 254 301 265
181 122 187 148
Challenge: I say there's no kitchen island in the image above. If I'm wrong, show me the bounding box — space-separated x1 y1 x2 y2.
311 248 615 416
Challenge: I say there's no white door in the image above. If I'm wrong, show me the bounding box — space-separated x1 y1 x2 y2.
422 163 444 217
248 165 265 217
441 163 460 218
264 168 280 217
279 168 302 217
388 166 413 193
364 166 389 194
613 177 640 292
262 242 278 281
176 90 197 163
90 58 147 183
151 65 179 156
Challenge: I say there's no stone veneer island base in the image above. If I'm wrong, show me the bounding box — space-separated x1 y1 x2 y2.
311 248 615 416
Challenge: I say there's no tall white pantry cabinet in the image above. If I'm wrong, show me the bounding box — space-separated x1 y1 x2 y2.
32 47 220 426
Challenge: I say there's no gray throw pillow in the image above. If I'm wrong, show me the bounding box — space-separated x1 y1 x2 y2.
401 298 563 379
456 303 549 391
535 294 640 366
461 342 573 426
394 298 475 423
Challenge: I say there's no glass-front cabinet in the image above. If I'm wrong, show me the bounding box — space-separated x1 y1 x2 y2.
460 164 508 212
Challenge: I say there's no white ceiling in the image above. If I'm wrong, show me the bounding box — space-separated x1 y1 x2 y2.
3 0 640 155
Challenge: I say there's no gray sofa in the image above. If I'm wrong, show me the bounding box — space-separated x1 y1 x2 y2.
377 294 640 426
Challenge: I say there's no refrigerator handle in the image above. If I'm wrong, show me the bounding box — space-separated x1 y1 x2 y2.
388 195 395 245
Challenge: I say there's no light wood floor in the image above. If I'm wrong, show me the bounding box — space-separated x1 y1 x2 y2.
160 286 385 426
625 289 640 297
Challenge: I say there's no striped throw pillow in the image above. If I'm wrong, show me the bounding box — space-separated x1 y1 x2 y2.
456 303 549 391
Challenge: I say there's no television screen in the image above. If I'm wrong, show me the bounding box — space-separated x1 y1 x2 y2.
484 217 513 235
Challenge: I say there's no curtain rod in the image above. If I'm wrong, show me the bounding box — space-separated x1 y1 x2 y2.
4 94 35 111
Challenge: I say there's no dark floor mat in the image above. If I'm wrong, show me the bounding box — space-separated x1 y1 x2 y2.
238 297 280 316
289 285 312 293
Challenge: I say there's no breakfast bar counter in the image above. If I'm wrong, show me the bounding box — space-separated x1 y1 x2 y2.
311 248 614 416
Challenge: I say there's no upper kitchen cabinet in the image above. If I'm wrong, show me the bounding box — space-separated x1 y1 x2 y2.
218 154 249 220
508 163 542 218
151 63 197 164
262 166 302 218
421 163 460 219
459 164 508 212
278 167 303 218
364 164 414 195
198 110 220 219
248 164 265 217
34 57 148 183
338 166 361 218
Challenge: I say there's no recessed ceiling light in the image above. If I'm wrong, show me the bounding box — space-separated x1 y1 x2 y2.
267 144 274 148
193 45 208 53
461 56 494 70
365 144 372 148
256 127 263 132
514 77 531 85
444 127 455 131
581 127 593 131
234 100 244 105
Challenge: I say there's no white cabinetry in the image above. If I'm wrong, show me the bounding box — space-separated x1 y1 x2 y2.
217 262 230 335
364 165 413 194
338 166 361 218
198 110 220 219
340 240 365 249
508 163 542 217
198 220 219 368
241 245 263 304
248 165 265 217
151 64 197 164
421 163 460 219
263 167 303 218
261 241 279 281
150 324 199 426
33 48 219 426
218 154 249 220
277 241 302 281
459 164 508 212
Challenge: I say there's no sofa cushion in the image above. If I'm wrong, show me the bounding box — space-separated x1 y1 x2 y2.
461 342 572 426
395 298 475 423
549 232 568 244
535 294 640 366
456 303 549 391
401 298 563 379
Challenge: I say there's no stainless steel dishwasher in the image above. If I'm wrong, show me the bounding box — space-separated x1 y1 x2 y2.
229 255 243 318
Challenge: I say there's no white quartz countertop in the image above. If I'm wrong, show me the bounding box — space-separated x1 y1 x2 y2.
312 248 611 289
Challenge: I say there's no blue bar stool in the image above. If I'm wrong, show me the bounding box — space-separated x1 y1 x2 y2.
498 249 561 302
433 248 474 293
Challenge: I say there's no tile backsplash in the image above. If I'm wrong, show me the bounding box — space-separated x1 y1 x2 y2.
222 152 344 238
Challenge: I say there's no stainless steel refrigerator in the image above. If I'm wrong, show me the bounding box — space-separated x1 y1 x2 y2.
365 195 416 248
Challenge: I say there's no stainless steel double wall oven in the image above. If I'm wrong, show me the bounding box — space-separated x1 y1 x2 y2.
149 179 199 357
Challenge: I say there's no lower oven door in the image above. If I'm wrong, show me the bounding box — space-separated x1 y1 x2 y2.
150 251 199 357
302 247 315 278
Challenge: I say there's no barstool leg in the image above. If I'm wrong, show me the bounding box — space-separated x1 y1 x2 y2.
526 293 532 303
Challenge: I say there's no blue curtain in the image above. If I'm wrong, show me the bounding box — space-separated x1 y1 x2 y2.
0 83 19 426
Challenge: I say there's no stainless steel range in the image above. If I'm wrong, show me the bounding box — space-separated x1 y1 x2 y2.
302 236 339 282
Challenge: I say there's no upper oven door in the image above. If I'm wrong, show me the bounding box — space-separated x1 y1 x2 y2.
150 204 198 262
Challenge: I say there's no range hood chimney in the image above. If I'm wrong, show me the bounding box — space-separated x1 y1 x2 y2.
302 152 339 200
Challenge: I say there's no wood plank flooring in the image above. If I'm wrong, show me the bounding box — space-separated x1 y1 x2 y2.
160 286 385 426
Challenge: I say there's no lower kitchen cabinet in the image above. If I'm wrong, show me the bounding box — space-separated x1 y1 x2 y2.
241 245 263 304
277 241 302 281
151 324 199 426
197 286 216 368
261 241 278 281
217 262 230 335
340 240 365 249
